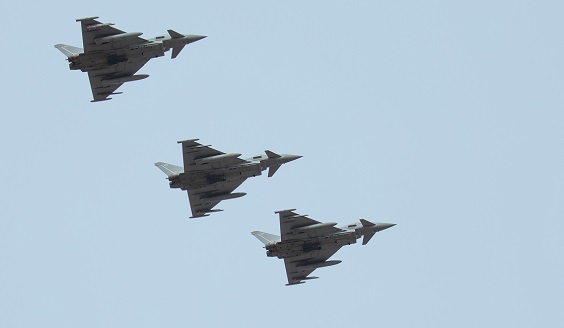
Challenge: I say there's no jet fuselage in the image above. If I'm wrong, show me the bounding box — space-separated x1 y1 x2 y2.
68 42 166 72
266 232 357 259
168 162 263 190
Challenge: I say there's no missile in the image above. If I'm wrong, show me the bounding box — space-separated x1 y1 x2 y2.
194 153 241 165
294 222 338 232
101 74 149 87
95 32 143 45
296 260 342 272
201 192 246 202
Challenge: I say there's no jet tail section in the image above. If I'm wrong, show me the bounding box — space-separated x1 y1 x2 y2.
54 44 84 57
154 162 184 177
251 231 281 245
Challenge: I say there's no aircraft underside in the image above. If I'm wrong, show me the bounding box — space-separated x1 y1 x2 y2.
174 165 262 190
69 44 165 72
266 234 356 259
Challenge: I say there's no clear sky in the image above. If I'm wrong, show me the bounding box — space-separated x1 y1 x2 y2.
1 1 563 327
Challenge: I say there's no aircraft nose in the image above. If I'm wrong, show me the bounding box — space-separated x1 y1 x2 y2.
375 223 396 232
185 34 207 44
285 154 302 163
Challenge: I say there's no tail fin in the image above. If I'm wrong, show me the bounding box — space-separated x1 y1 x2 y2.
167 29 184 38
360 219 375 227
268 164 281 177
54 44 83 57
154 162 183 177
171 45 185 59
362 232 375 245
251 231 281 245
265 150 281 159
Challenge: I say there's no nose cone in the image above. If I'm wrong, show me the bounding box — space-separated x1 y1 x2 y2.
185 34 207 44
374 223 396 232
284 154 302 163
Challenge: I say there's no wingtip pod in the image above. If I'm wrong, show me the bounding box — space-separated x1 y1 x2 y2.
76 16 99 22
275 209 298 214
177 138 200 144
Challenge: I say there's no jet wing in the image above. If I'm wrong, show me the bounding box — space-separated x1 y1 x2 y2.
277 210 346 241
283 247 342 285
186 178 246 218
87 59 150 102
77 17 147 53
178 139 247 172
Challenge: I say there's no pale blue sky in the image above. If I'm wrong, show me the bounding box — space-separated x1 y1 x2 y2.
1 1 563 327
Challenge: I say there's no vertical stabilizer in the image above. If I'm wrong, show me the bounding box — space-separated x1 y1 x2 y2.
154 162 184 177
54 44 84 57
251 231 281 245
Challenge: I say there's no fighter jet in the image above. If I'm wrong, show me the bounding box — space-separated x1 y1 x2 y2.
155 139 301 218
252 209 395 285
55 17 206 102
